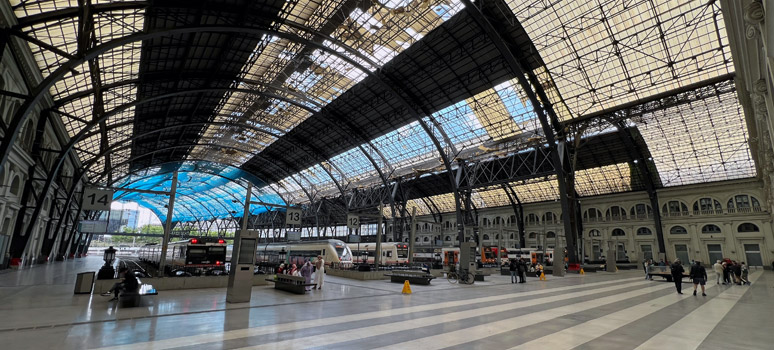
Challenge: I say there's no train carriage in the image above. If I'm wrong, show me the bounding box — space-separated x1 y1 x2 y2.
348 242 409 265
139 237 227 275
255 239 353 268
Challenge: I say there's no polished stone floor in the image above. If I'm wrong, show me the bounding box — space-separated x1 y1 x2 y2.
0 256 771 349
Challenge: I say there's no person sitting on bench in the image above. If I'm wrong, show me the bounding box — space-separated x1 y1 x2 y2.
101 267 139 301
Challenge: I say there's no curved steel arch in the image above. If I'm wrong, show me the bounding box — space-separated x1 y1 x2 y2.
5 21 467 241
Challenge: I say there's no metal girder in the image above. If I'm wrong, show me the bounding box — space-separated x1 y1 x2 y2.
501 183 526 248
458 145 555 191
12 1 148 29
463 0 579 264
0 24 385 175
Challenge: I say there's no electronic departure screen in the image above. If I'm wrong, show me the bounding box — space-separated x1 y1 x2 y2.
238 238 256 264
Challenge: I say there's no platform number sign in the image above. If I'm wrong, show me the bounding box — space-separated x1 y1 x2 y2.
82 187 113 211
286 208 302 225
346 214 360 229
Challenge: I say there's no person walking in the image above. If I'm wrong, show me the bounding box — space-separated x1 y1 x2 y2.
713 260 724 284
643 259 649 280
689 261 708 296
300 260 313 291
670 259 685 294
509 258 519 283
314 255 325 289
740 262 751 285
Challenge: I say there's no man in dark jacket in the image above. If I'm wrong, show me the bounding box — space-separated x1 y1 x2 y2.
689 261 708 296
670 259 685 294
509 259 519 283
518 258 527 283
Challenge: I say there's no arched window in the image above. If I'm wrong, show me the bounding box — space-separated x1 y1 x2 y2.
510 233 514 239
630 204 653 219
542 212 557 224
494 217 502 225
526 213 540 225
528 232 537 239
611 228 625 236
423 236 430 242
606 206 627 220
693 198 722 214
445 236 451 241
415 237 420 242
546 231 556 238
670 226 687 234
509 215 516 225
482 234 490 240
636 227 652 235
583 208 603 222
701 224 722 234
9 176 21 196
22 120 35 151
445 221 450 229
662 201 689 216
728 195 762 213
387 238 393 242
589 229 601 237
738 223 760 232
481 218 490 227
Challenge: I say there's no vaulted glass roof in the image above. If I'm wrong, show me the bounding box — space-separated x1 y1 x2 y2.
7 0 757 222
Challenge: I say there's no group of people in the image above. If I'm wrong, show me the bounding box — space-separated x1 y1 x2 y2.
642 259 667 280
664 258 751 297
508 258 544 283
276 255 326 291
712 260 751 285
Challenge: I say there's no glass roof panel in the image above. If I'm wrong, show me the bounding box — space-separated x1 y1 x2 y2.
507 0 733 118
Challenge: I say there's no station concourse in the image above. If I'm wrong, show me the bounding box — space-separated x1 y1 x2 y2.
1 0 774 349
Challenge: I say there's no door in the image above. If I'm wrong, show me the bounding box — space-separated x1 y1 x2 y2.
675 244 690 264
641 245 653 261
616 243 626 261
707 244 723 264
744 244 763 266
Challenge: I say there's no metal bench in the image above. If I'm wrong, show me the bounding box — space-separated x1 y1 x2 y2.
384 271 435 285
647 266 690 282
266 275 316 294
119 277 157 307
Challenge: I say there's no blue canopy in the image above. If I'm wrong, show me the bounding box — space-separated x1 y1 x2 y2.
112 161 285 223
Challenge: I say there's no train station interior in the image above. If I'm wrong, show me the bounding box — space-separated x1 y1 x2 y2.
1 0 774 349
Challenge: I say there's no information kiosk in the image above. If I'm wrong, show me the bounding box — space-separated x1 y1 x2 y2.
227 230 259 303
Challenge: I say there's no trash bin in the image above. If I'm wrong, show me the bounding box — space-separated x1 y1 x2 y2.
74 271 95 294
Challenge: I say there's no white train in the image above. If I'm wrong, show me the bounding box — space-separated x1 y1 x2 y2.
348 242 409 265
253 239 353 268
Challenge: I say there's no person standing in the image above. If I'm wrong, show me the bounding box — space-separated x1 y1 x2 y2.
722 261 731 284
643 259 650 280
689 261 708 296
509 258 519 283
670 259 685 294
518 258 527 283
732 261 742 285
314 255 325 289
713 260 724 284
300 260 313 291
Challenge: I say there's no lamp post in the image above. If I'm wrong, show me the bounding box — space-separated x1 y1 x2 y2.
97 246 117 279
279 247 287 266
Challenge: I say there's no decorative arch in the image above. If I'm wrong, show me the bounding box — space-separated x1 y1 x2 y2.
611 228 625 236
670 226 687 234
738 223 760 232
636 227 652 235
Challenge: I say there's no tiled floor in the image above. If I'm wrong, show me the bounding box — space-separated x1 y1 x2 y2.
0 256 771 349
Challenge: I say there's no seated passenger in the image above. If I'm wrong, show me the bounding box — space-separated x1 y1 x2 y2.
102 268 139 301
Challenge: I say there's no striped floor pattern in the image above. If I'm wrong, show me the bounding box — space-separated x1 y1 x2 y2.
76 270 767 350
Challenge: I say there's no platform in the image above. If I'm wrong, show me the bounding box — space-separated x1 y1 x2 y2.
1 256 772 349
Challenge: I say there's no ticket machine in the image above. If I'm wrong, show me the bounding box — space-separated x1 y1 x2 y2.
227 230 258 303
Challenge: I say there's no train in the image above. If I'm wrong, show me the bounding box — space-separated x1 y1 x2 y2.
251 239 354 268
441 246 509 266
138 237 228 275
348 242 410 265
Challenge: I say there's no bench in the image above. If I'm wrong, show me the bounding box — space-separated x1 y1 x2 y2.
647 266 690 282
119 277 157 307
266 275 316 294
384 271 435 285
